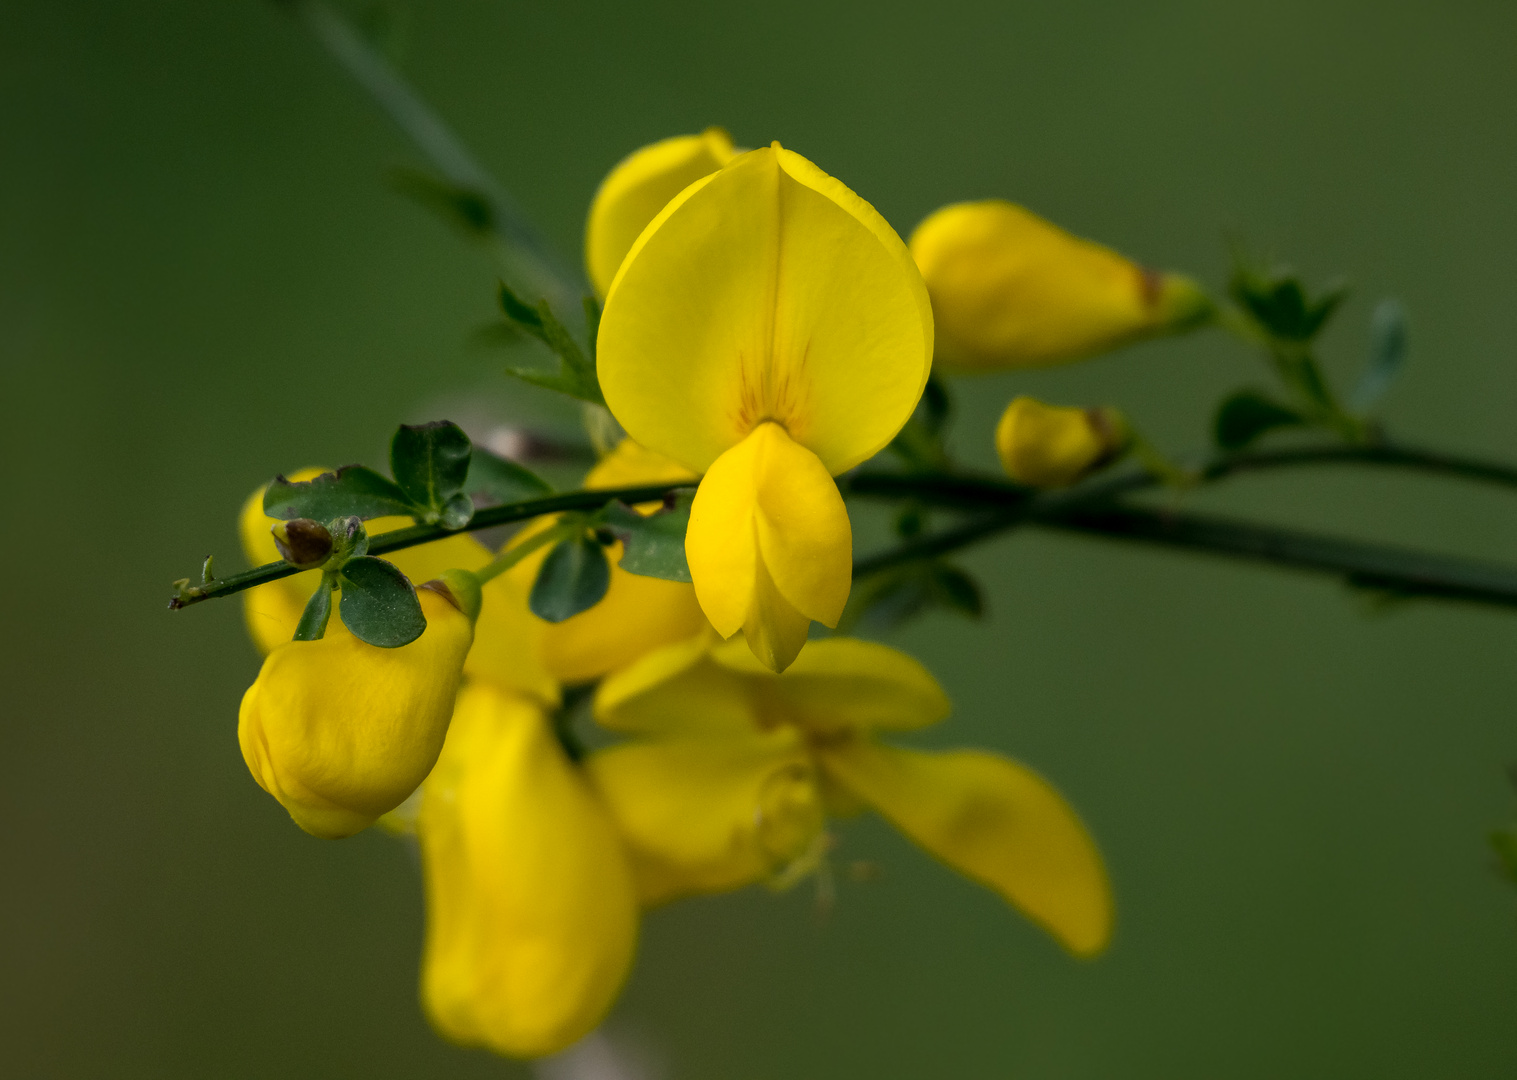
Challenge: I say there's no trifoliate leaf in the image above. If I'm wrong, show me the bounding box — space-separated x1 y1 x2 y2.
390 420 473 523
1213 391 1306 450
337 556 426 647
529 536 611 622
264 466 416 522
604 492 694 582
1229 264 1347 343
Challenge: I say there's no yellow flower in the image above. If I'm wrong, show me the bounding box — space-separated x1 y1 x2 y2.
418 681 638 1058
584 127 739 297
597 145 934 672
237 469 492 655
995 397 1128 488
586 635 1113 956
238 575 478 839
502 438 708 685
909 199 1211 371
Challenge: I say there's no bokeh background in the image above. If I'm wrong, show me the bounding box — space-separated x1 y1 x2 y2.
4 1 1517 1076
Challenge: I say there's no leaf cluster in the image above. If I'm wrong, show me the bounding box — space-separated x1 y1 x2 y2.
487 283 606 405
1213 258 1409 452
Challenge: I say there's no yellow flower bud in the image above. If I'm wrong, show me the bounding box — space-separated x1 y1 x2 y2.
909 200 1211 371
237 585 475 839
995 397 1127 488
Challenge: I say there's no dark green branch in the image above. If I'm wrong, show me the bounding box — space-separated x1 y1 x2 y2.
1041 504 1517 609
168 484 677 609
844 440 1517 511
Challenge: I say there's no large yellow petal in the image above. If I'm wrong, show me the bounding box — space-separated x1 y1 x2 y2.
237 588 474 838
686 422 851 672
819 739 1112 956
419 683 638 1059
909 199 1211 371
597 144 933 475
711 636 950 736
593 632 754 740
584 128 738 298
585 726 823 906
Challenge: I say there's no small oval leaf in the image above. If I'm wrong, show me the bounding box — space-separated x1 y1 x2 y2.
390 421 473 513
1213 391 1305 451
263 466 415 522
529 537 611 623
338 556 426 648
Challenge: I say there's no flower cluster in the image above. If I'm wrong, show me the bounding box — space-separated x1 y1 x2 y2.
230 129 1209 1058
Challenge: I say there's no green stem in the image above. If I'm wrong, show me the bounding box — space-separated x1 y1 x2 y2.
171 442 1517 614
168 484 676 608
275 0 582 311
474 517 583 585
842 440 1517 510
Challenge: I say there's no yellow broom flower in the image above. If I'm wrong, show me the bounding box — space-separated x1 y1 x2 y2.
909 199 1210 371
587 635 1112 956
597 145 933 672
418 681 638 1058
238 573 478 839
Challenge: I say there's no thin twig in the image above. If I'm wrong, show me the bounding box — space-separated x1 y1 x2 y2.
168 484 677 608
275 0 582 310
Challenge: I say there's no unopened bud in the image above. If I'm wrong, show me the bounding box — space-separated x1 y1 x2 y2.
909 199 1213 371
995 397 1129 488
271 518 333 569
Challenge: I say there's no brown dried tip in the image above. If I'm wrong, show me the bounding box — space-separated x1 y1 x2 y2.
272 518 334 569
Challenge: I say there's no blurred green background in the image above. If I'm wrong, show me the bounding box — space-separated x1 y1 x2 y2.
4 1 1517 1076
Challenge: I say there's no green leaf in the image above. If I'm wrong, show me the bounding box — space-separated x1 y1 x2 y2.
841 566 935 633
1350 298 1408 413
390 420 473 523
338 556 426 647
263 466 416 522
1214 391 1306 450
1229 264 1347 342
930 564 984 618
529 536 611 623
388 167 494 238
465 447 553 505
604 492 695 582
497 282 605 405
292 577 334 641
